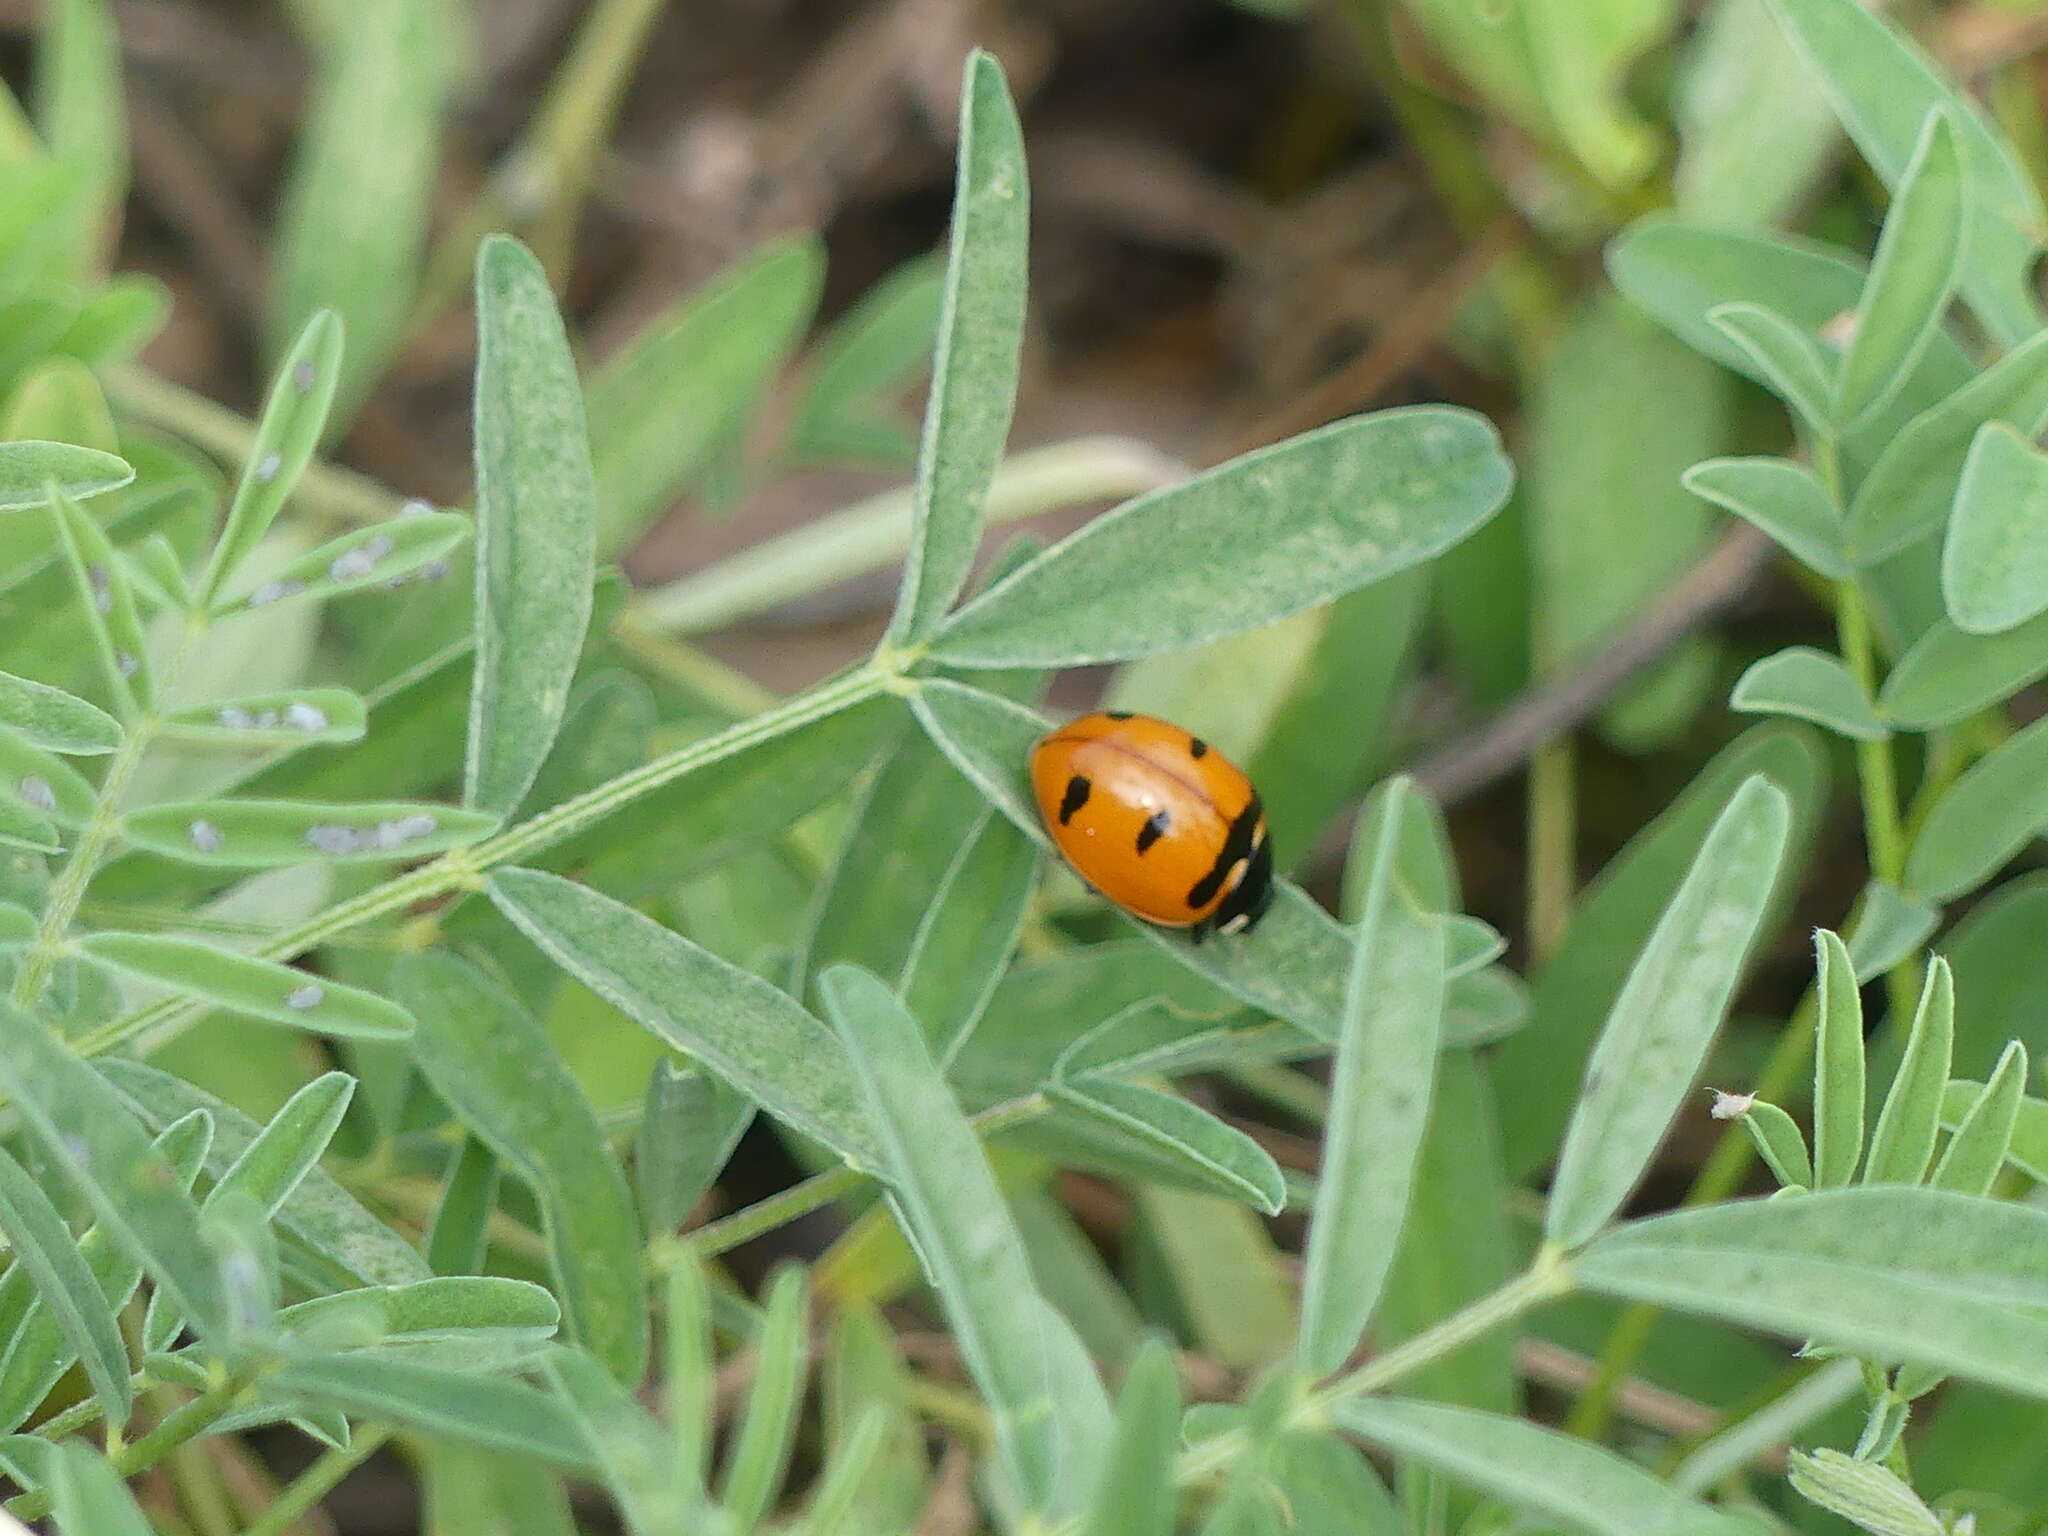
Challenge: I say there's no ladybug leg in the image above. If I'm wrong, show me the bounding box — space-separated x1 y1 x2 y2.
1188 916 1209 946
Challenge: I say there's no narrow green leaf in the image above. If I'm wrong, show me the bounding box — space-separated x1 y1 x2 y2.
101 1059 431 1289
719 1265 809 1534
932 408 1511 666
588 235 824 557
1075 1340 1181 1536
800 1407 891 1536
0 795 56 852
1934 1044 2028 1194
80 932 412 1040
788 251 943 468
489 866 878 1165
1850 326 2048 566
820 1306 924 1532
1731 646 1886 739
467 234 597 818
887 50 1029 643
1547 776 1791 1248
1706 302 1834 435
0 1144 129 1429
636 1062 750 1241
35 0 124 275
212 510 470 617
58 275 168 365
198 311 344 600
398 952 647 1384
1682 456 1847 578
6 357 116 450
418 1443 578 1536
1789 1447 1944 1536
269 1353 596 1471
899 808 1038 1061
144 1072 356 1353
543 1345 686 1535
426 1137 498 1277
0 729 90 828
1882 610 2048 727
0 440 130 510
1944 421 2048 635
1739 1100 1814 1189
0 1002 225 1338
0 666 115 753
0 903 33 943
1049 1077 1284 1214
159 688 366 748
1836 109 1965 428
47 483 151 712
1299 780 1447 1375
661 1256 714 1498
46 1440 151 1536
1333 1398 1739 1536
1813 928 1866 1188
1844 880 1938 983
270 1275 560 1367
1765 0 2047 345
1576 1187 2048 1400
819 962 1110 1519
270 0 451 418
1904 713 2048 899
1865 958 1954 1184
120 797 497 868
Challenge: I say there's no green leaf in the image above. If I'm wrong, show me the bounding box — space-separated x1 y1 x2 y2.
1706 302 1834 435
0 666 116 753
1864 958 1953 1184
1844 880 1938 983
542 1346 688 1535
0 1144 129 1429
46 1441 151 1536
213 510 470 617
58 275 168 365
1934 1044 2027 1194
101 1059 431 1289
1905 713 2048 899
1882 610 2048 727
80 932 412 1040
1074 1339 1180 1536
1673 0 1837 228
1576 1187 2048 1399
1944 421 2048 634
1850 326 2048 566
1683 456 1847 578
0 1002 226 1338
899 809 1038 1061
120 796 497 868
788 251 943 468
267 1275 559 1366
0 793 56 852
268 1353 596 1471
426 1137 497 1277
719 1265 809 1534
819 962 1110 1519
588 235 824 557
47 482 151 712
486 866 880 1168
6 357 116 450
0 440 130 510
397 952 647 1384
801 1408 892 1536
1299 780 1447 1375
1813 928 1866 1187
1333 1398 1739 1536
636 1062 750 1241
159 688 366 748
270 0 452 418
1764 0 2047 345
1836 109 1965 428
1049 1077 1285 1214
1739 1100 1814 1189
419 1443 579 1536
933 409 1509 666
35 0 124 275
0 902 33 943
1788 1447 1944 1536
887 50 1029 644
467 234 597 818
1547 776 1791 1248
198 311 345 601
661 1257 714 1498
1730 646 1886 739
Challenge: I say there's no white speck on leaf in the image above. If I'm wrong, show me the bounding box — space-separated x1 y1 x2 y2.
284 702 329 733
1709 1089 1757 1121
189 819 224 853
286 982 324 1011
18 776 53 813
306 824 361 855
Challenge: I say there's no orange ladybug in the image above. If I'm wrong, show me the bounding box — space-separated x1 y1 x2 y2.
1030 711 1273 941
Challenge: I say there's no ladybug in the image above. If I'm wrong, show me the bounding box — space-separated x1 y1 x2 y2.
1029 710 1274 940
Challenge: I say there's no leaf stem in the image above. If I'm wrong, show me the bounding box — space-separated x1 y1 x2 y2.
240 1425 393 1536
9 1378 243 1522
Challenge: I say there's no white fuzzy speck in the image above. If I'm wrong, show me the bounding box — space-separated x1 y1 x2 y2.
293 359 317 391
254 452 283 483
398 499 434 518
18 776 54 813
218 706 254 729
116 653 137 678
285 982 324 1011
1708 1090 1757 1121
188 819 224 853
393 813 437 842
305 824 361 856
284 702 328 733
248 579 304 608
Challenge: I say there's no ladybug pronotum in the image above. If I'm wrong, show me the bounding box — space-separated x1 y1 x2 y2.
1029 710 1274 941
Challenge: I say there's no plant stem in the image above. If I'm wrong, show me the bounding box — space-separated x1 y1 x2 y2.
1835 583 1904 886
240 1425 392 1536
9 1380 242 1522
1525 740 1576 963
75 660 891 1060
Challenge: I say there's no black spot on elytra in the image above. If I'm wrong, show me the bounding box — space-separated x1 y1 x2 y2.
1059 775 1092 825
1106 710 1133 720
1136 809 1169 854
1188 796 1265 910
1188 737 1209 758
